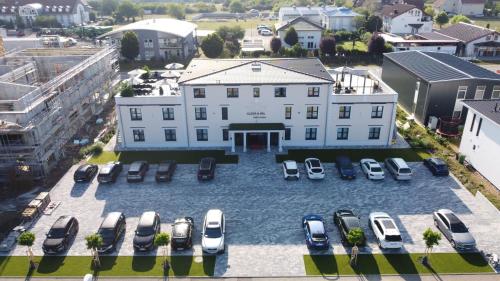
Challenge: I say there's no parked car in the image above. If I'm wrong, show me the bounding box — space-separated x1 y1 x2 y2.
127 161 149 182
260 29 273 36
171 217 194 251
257 24 269 30
258 26 271 34
97 212 126 253
423 157 449 176
133 211 160 251
97 161 123 183
333 209 366 246
369 212 403 249
155 160 177 182
74 164 98 183
335 156 356 179
360 158 385 180
42 216 79 254
282 160 299 180
304 158 325 179
302 214 329 250
198 157 216 180
201 209 225 254
433 209 476 250
384 158 412 180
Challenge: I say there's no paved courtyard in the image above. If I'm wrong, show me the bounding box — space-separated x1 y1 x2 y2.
5 151 500 277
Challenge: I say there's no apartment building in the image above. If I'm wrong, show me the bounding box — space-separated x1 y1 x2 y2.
115 58 398 152
382 3 432 35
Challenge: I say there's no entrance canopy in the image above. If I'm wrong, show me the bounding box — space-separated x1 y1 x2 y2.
228 123 285 131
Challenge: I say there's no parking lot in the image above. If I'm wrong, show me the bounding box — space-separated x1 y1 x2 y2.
6 151 500 277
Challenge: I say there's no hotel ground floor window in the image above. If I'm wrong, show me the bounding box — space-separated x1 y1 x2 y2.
133 129 145 142
197 128 208 141
305 128 317 140
285 128 291 140
222 129 229 141
164 129 176 141
368 127 381 140
337 127 349 140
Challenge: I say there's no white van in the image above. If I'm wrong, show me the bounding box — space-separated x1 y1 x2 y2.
384 158 412 180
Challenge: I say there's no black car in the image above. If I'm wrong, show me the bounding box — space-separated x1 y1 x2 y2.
97 212 126 253
97 161 123 183
155 161 177 182
423 157 449 176
335 156 356 180
333 209 366 246
171 217 194 251
74 164 98 183
133 211 160 251
127 161 149 182
42 216 79 254
197 157 216 180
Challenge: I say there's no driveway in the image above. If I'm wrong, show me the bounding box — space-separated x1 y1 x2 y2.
5 151 500 277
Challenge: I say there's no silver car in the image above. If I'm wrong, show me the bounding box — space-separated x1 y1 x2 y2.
433 209 476 250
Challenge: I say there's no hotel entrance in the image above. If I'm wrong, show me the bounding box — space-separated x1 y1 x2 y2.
229 123 284 153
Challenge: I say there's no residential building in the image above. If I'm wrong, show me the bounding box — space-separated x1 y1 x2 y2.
0 47 119 183
459 99 500 189
278 5 359 31
418 23 500 58
382 3 433 35
0 0 91 27
433 0 485 16
382 50 500 125
275 17 323 49
99 19 197 62
380 33 458 54
115 58 398 152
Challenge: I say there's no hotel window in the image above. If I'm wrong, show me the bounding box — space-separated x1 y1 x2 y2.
132 129 145 142
285 106 292 119
162 107 174 120
222 129 229 141
164 129 176 141
456 86 467 99
306 106 318 119
193 88 205 98
253 87 260 97
195 107 207 120
474 86 486 99
493 85 500 99
337 127 349 140
470 114 476 132
476 118 482 136
368 127 381 140
308 87 320 97
371 106 384 118
130 108 142 121
285 128 291 140
221 107 228 120
275 87 287 97
339 105 351 119
197 128 208 141
305 128 317 140
227 88 239 98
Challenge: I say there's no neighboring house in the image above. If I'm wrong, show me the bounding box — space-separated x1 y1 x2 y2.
459 99 500 189
115 58 398 151
0 0 91 27
418 23 500 58
275 17 323 49
99 19 197 62
382 3 433 34
278 5 359 31
382 50 500 125
381 33 458 54
434 0 485 16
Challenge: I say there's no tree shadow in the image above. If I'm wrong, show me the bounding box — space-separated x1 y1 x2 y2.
353 253 381 278
131 255 156 272
458 252 489 267
93 255 119 274
202 255 216 276
70 182 92 198
310 255 339 277
384 253 419 275
169 255 193 276
36 256 67 274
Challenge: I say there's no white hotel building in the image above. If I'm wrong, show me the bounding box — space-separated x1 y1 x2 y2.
115 58 398 152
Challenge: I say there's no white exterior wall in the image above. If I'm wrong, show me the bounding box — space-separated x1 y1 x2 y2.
323 15 356 31
384 9 433 34
277 29 322 49
464 34 500 57
460 3 484 16
392 44 457 54
459 108 500 189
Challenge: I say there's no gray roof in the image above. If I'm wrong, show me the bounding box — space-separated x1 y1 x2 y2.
275 16 324 32
101 19 196 38
416 32 456 40
435 22 495 43
384 51 500 82
462 99 500 126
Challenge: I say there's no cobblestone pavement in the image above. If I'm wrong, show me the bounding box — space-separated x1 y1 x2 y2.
4 150 500 278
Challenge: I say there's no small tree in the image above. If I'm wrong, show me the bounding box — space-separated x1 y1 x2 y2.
450 14 471 24
365 15 382 32
120 83 134 97
120 31 139 60
368 33 386 55
435 12 449 28
270 37 282 53
15 15 25 29
201 33 224 58
229 0 245 13
422 228 441 264
320 36 336 56
85 233 103 268
284 27 298 46
424 6 435 18
154 232 171 269
117 0 138 21
141 65 151 79
347 228 364 266
18 232 36 269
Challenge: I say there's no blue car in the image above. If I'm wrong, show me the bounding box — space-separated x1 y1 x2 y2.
423 157 449 176
335 156 356 179
302 215 329 250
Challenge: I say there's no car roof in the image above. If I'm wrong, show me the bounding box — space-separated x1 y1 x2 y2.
100 163 116 174
158 162 173 171
77 164 92 172
284 160 297 169
206 209 222 224
390 158 409 167
138 211 157 227
430 158 446 165
100 212 123 229
130 161 146 169
336 209 355 216
52 216 73 229
200 157 215 169
306 158 321 167
442 212 462 224
308 220 325 234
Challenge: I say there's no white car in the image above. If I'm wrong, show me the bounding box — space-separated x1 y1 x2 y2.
283 160 299 180
360 158 385 180
369 212 403 249
201 209 225 254
304 158 325 179
260 29 273 36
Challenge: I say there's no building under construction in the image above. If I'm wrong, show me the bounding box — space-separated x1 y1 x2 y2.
0 47 119 185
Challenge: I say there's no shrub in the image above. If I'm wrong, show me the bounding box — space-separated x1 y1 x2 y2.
79 143 103 157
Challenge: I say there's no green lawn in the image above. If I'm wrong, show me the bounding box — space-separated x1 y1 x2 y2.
88 150 238 164
304 253 493 276
471 18 500 31
276 148 431 163
0 255 215 277
338 41 368 52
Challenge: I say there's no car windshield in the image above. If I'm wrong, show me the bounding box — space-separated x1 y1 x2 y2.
287 168 298 174
47 228 65 238
385 235 402 242
75 170 87 177
343 217 360 229
450 222 468 233
136 226 154 236
311 168 323 173
128 170 139 175
399 168 411 174
312 233 326 241
173 223 188 238
204 227 221 238
98 228 115 239
371 167 383 172
309 160 321 167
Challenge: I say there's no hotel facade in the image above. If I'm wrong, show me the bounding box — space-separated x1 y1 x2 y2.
115 58 398 152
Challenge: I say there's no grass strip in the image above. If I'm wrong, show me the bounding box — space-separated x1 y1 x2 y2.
88 150 238 164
